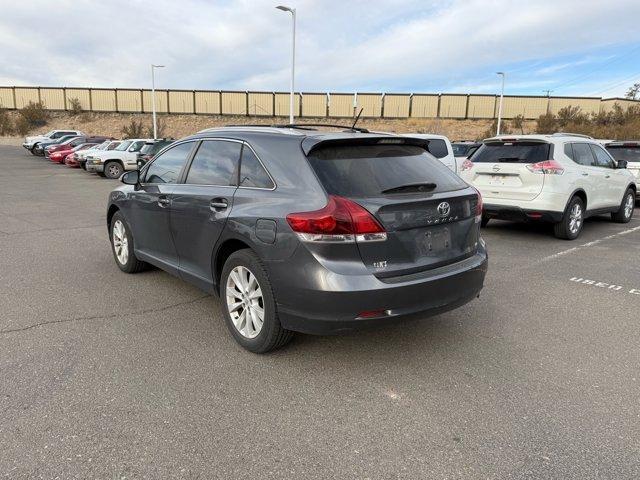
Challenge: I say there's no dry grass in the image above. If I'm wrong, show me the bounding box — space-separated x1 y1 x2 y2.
2 110 539 142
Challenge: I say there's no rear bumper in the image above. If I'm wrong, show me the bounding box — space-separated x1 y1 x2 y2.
272 247 488 335
483 204 564 222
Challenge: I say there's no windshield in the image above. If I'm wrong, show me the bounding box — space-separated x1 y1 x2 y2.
471 142 551 163
307 144 467 197
115 141 133 151
452 144 473 156
606 146 640 163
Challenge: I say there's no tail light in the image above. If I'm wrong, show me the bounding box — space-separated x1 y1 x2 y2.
526 160 565 175
474 188 483 223
286 195 387 243
460 159 474 171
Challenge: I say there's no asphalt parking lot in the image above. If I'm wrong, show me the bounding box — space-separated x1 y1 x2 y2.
1 144 639 479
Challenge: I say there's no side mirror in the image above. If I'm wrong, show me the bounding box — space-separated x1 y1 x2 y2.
617 159 628 169
121 170 139 185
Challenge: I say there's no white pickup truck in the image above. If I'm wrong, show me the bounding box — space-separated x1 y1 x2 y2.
85 138 151 178
23 129 84 154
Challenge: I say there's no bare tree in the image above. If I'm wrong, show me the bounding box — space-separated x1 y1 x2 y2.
625 83 640 100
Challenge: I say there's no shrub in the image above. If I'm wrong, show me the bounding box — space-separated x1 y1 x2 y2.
511 114 525 134
68 97 83 115
15 116 31 136
536 113 557 134
0 108 13 135
19 101 49 127
557 106 586 127
481 119 511 139
121 119 145 139
145 116 167 138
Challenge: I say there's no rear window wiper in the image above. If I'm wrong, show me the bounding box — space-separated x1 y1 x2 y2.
381 182 437 194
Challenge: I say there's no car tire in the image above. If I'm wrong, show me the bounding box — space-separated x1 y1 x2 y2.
554 196 584 240
611 189 635 224
104 161 123 179
109 211 148 273
30 143 39 155
221 249 293 353
480 215 490 228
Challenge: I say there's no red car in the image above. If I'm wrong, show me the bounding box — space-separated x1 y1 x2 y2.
50 143 98 164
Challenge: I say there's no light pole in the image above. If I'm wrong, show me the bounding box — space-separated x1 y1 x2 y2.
496 72 505 136
543 89 553 114
276 5 296 124
151 64 165 138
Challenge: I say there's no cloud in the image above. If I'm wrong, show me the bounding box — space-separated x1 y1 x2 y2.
0 0 639 96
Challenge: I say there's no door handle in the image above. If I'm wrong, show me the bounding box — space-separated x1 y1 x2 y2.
605 175 611 178
210 198 228 211
582 173 589 176
158 196 171 208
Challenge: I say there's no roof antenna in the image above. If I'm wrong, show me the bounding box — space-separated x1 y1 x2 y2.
351 108 364 131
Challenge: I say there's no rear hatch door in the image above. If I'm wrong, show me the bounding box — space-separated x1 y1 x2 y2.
464 139 550 201
305 139 480 277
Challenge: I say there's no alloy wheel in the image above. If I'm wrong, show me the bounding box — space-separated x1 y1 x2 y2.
226 266 264 339
569 203 582 235
107 164 122 178
624 193 634 219
112 220 129 265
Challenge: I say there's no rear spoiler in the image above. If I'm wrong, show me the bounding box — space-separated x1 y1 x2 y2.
301 136 430 156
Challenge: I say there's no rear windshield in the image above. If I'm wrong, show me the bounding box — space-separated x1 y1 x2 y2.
471 142 551 163
606 146 640 162
306 144 467 197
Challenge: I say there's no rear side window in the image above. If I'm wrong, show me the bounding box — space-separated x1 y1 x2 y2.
185 140 241 186
426 139 449 159
306 144 466 197
144 142 195 184
128 141 145 152
239 146 274 189
570 143 595 166
606 146 640 162
471 142 551 163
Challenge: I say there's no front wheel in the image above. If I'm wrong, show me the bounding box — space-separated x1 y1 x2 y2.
110 212 148 273
554 196 584 240
104 161 123 179
221 249 293 353
30 143 40 155
611 189 635 223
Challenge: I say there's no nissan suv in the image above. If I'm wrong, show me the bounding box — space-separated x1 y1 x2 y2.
460 134 636 239
106 126 488 353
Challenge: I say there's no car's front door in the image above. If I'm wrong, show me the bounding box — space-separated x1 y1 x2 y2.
169 139 243 290
590 143 627 208
128 141 197 271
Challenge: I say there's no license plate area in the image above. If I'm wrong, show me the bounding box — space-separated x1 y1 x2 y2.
421 226 451 254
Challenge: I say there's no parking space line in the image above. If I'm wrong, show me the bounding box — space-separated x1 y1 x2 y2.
539 225 640 264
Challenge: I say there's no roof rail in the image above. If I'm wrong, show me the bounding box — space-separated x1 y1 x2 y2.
224 123 370 133
551 132 593 139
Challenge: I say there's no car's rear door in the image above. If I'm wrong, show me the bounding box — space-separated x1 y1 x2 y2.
306 141 479 277
568 142 607 209
129 141 197 271
460 140 548 202
169 139 243 289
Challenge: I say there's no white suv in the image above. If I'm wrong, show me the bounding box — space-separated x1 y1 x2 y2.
22 129 84 154
459 134 636 239
85 138 151 179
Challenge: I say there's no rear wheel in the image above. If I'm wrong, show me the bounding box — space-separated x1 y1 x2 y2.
221 249 293 353
611 189 635 223
554 196 584 240
104 161 123 179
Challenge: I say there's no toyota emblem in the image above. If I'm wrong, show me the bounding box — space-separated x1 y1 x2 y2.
437 202 451 217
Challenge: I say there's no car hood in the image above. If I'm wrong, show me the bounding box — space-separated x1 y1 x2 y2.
25 135 48 143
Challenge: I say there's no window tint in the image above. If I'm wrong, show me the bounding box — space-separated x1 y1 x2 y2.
307 144 466 197
570 143 595 166
51 132 63 139
128 141 145 152
185 140 241 186
452 144 472 156
590 144 614 168
606 146 640 162
427 139 449 159
144 142 194 184
240 146 274 188
115 141 132 151
471 142 550 163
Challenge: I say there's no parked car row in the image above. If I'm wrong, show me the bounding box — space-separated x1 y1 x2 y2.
23 129 175 179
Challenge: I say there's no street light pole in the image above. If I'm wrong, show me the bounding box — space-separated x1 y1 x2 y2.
276 5 296 124
151 64 165 139
496 72 505 136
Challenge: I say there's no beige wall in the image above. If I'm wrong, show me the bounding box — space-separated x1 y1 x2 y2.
3 86 639 120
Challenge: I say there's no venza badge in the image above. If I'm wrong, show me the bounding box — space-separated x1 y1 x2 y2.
437 202 451 217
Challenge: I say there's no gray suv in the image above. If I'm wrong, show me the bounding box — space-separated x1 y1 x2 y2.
107 126 488 352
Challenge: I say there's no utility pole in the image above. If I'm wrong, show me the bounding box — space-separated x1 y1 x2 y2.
543 90 553 114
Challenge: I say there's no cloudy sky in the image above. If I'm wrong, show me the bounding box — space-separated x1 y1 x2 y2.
1 0 640 97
